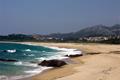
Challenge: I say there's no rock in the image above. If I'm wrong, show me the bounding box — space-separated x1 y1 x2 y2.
65 54 83 58
0 58 18 62
38 59 67 67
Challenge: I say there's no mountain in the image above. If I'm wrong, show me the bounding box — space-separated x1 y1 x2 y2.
110 24 120 36
74 25 114 37
49 24 120 38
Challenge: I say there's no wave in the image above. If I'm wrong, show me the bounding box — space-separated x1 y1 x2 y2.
24 66 52 74
0 75 26 80
0 74 38 80
28 54 35 56
10 43 83 80
24 49 31 52
47 46 76 51
44 46 82 56
14 61 38 67
36 55 68 61
0 67 50 80
30 45 83 62
42 51 46 52
0 75 7 80
6 49 16 53
61 50 82 56
35 50 82 62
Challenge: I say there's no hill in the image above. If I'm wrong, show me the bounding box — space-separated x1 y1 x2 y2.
49 24 120 38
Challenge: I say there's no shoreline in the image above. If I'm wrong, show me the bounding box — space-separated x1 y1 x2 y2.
14 42 83 80
19 42 84 80
0 41 82 80
1 42 120 80
22 42 120 80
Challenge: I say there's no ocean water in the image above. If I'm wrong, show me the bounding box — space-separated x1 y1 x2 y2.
0 42 82 80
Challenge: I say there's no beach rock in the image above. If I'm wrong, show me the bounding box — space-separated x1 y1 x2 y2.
65 54 83 58
0 58 18 62
38 59 67 67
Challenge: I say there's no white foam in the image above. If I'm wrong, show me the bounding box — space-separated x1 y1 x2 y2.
46 46 82 56
7 49 16 53
25 49 31 52
24 66 52 74
14 61 23 65
47 46 76 51
10 63 52 80
36 57 46 61
28 54 35 56
21 42 33 45
8 42 83 80
22 43 83 56
42 51 46 52
1 75 32 80
14 61 38 67
49 55 68 60
61 51 82 56
36 55 68 61
35 46 82 61
0 75 8 80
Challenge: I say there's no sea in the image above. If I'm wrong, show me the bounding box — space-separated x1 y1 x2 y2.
0 42 82 80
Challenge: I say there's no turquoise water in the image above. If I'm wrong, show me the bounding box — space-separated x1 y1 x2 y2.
0 42 82 80
0 43 59 78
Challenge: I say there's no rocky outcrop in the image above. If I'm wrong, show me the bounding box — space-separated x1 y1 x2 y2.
0 58 18 62
38 59 67 67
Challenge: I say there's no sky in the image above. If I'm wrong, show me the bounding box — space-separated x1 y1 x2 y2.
0 0 120 35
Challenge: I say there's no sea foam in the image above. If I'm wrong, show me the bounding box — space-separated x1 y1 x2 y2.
45 46 82 56
3 43 82 80
14 61 38 67
25 49 31 52
6 49 16 53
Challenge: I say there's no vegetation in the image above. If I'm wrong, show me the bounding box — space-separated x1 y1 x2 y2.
0 34 36 42
0 24 120 44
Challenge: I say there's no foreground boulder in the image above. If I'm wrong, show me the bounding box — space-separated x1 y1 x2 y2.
38 59 67 67
65 53 83 58
0 58 18 62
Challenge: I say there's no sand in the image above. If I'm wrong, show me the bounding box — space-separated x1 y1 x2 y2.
21 42 120 80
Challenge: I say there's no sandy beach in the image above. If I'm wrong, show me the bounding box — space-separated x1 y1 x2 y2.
21 42 120 80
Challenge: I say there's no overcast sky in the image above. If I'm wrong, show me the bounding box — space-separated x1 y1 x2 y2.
0 0 120 35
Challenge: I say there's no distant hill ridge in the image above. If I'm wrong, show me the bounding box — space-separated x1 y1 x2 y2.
49 24 120 38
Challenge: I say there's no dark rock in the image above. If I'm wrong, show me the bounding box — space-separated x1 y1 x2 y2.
38 59 67 67
0 58 18 62
65 54 83 58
